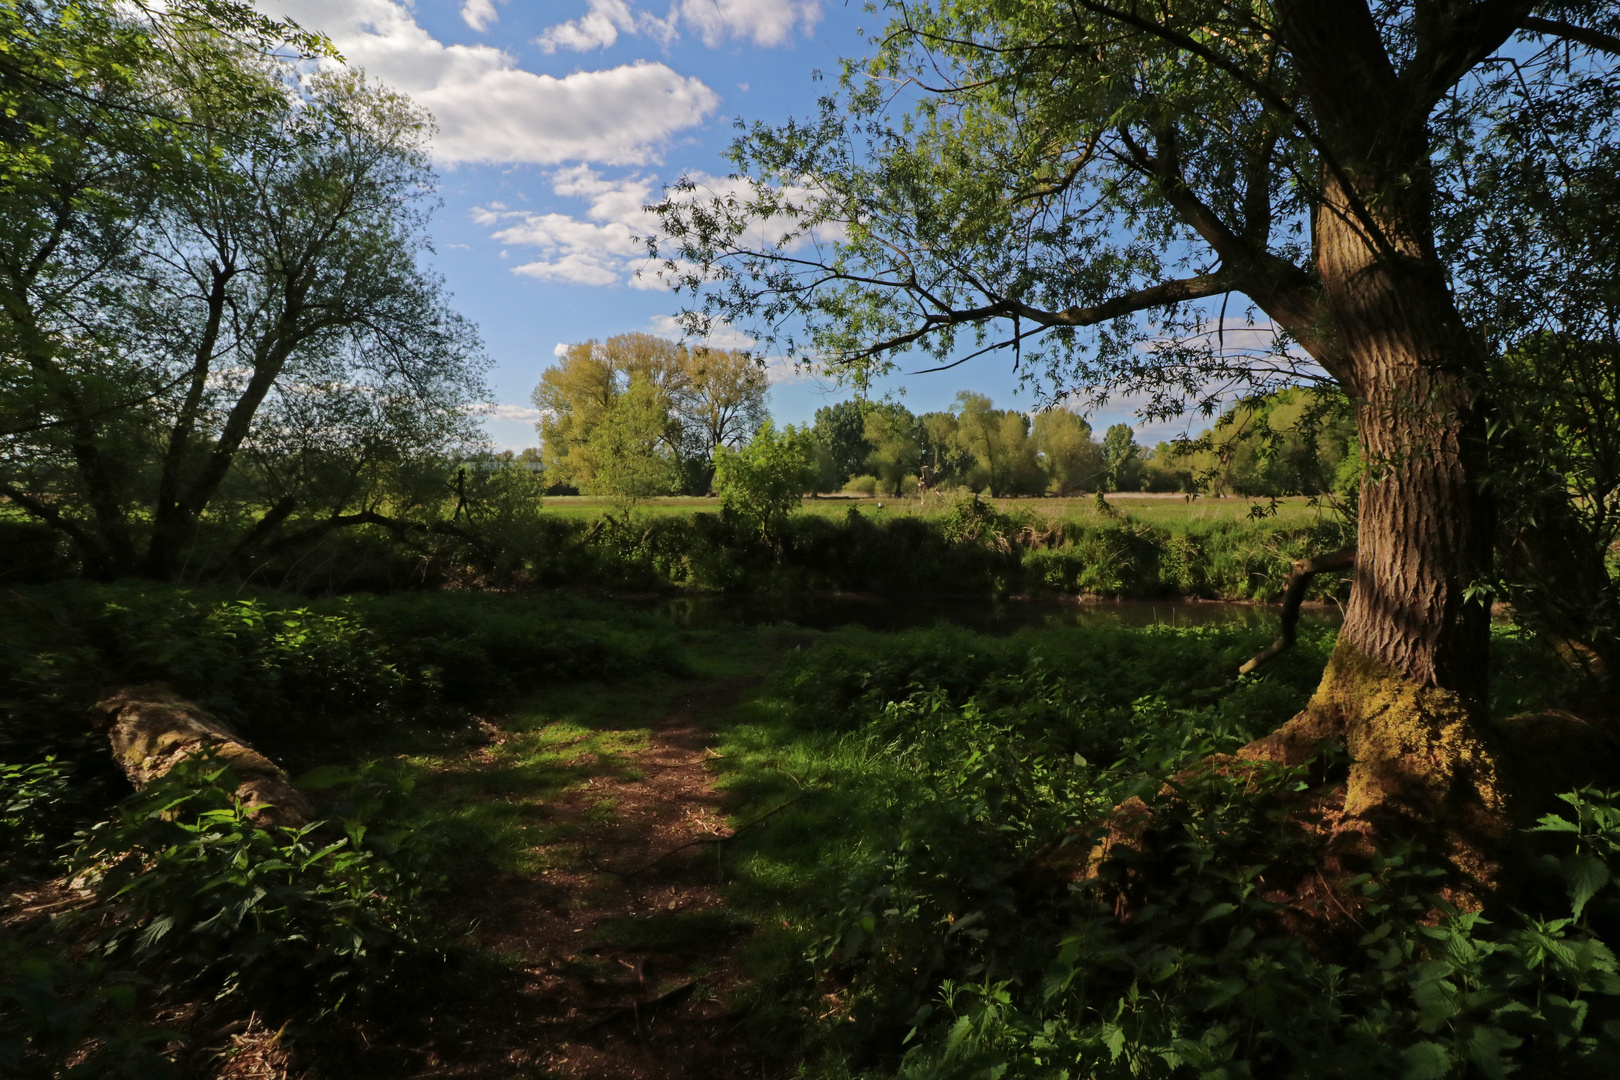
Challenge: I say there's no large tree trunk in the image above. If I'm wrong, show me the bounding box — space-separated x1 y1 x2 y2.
1241 166 1508 892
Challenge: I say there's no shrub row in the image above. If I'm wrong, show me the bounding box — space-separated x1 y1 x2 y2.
464 498 1354 601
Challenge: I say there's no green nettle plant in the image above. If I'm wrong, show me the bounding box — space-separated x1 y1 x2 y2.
0 760 74 877
713 420 819 540
70 756 439 1018
754 628 1620 1078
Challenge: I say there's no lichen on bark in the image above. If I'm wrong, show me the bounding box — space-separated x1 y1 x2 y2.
92 685 312 827
1240 638 1507 897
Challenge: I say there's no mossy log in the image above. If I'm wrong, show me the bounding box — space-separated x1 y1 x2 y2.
91 686 311 827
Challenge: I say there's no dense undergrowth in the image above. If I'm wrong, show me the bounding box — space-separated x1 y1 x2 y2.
715 623 1620 1078
3 495 1353 602
4 578 1615 1078
0 583 684 1077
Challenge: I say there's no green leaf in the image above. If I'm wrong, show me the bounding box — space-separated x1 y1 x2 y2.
1565 854 1609 918
1401 1041 1451 1080
1464 1025 1521 1080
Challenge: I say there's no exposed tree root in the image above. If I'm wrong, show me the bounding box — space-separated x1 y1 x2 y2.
1230 639 1506 902
1030 643 1620 948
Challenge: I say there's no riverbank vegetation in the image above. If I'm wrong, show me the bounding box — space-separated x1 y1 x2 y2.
4 583 1617 1077
3 488 1355 602
5 1 1620 1078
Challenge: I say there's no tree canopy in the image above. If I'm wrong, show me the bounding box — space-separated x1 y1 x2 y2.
1 1 487 580
533 332 766 495
656 2 1620 867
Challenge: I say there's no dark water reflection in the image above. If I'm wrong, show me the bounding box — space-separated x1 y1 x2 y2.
644 592 1342 636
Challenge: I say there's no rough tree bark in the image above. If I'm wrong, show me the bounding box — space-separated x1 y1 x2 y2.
92 685 311 827
1232 2 1515 891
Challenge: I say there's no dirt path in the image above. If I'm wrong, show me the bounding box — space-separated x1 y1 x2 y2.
428 676 776 1079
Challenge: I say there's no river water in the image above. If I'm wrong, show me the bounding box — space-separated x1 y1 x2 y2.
643 592 1342 636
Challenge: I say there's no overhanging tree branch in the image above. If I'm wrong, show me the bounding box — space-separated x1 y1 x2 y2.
1521 15 1620 56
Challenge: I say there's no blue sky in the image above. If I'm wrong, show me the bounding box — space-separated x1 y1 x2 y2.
263 1 1181 449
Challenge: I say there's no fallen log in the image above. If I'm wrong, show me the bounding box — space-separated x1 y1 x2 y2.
91 685 311 827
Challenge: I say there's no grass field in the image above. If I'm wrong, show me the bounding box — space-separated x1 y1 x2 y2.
540 491 1333 532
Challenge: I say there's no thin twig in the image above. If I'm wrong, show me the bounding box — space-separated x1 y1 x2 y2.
574 980 697 1035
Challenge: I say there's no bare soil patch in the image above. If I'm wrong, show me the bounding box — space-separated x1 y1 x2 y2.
413 675 779 1080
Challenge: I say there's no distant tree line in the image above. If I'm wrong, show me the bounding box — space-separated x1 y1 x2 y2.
804 388 1355 499
528 355 1358 503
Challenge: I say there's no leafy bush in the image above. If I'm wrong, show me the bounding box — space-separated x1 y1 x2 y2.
0 759 74 878
727 623 1620 1078
0 942 173 1080
0 584 686 770
714 421 820 539
70 756 442 1019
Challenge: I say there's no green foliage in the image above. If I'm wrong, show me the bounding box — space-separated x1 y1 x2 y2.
0 759 74 878
536 333 765 496
814 400 875 489
0 584 686 772
1 4 486 581
349 590 688 706
0 940 175 1080
951 393 1045 497
845 474 882 496
1143 389 1358 499
584 378 684 506
0 584 687 1075
1033 409 1106 495
715 420 820 538
424 495 1350 601
721 624 1620 1079
1101 424 1142 493
70 756 441 1019
864 403 926 498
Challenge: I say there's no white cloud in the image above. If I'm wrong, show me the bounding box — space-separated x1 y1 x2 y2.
487 403 545 422
676 0 821 48
537 0 820 52
645 313 757 351
536 0 638 52
460 0 499 31
514 252 624 286
474 167 839 289
265 1 719 165
475 168 664 286
628 259 707 290
761 352 827 387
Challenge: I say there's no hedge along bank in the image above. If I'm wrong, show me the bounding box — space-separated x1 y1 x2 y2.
511 495 1356 601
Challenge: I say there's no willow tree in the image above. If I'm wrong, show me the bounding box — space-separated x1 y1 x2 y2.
1 4 486 580
655 3 1620 879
